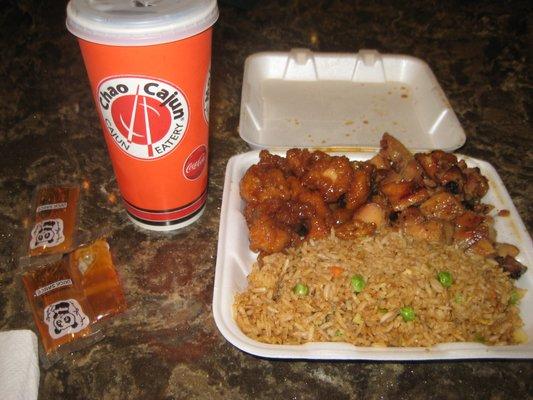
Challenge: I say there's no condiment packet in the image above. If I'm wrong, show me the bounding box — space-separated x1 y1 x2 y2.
72 239 127 322
22 254 99 362
22 238 127 365
20 185 81 267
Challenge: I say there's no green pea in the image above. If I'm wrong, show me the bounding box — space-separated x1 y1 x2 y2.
350 275 366 293
293 283 309 296
400 306 416 322
474 334 485 343
437 271 453 288
509 290 520 305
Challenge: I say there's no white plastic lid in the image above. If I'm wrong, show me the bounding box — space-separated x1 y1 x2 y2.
66 0 219 46
239 49 466 152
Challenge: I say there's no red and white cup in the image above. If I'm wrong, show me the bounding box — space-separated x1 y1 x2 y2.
66 0 218 231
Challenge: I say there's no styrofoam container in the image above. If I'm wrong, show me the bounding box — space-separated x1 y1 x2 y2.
239 49 465 151
212 49 533 359
213 151 533 360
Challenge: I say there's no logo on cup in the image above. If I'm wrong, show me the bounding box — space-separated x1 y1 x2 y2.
97 76 189 160
184 145 207 180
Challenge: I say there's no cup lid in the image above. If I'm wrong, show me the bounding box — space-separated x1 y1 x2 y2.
66 0 219 46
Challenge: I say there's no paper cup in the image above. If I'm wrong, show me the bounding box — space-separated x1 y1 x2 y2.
66 0 218 231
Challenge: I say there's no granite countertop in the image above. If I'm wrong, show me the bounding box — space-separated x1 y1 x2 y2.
1 1 532 399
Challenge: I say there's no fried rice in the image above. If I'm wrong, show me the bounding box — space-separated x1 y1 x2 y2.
233 230 525 347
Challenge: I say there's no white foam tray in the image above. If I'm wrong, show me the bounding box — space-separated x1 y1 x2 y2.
212 151 533 360
239 49 466 151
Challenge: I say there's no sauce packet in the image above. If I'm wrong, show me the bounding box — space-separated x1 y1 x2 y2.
21 186 80 267
22 255 98 360
73 239 127 322
22 238 126 364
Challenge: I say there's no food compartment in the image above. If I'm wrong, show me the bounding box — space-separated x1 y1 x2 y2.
213 151 533 360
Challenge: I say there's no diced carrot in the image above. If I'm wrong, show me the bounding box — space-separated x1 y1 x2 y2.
330 266 344 277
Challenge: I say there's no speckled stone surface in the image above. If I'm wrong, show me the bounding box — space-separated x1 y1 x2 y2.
1 1 532 399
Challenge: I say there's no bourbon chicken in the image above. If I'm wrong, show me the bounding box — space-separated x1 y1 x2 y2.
240 133 527 279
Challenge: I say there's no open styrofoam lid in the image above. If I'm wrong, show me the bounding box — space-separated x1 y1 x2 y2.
66 0 218 46
239 49 466 152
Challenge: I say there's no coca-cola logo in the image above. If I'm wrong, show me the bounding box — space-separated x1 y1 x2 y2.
97 76 189 160
184 145 207 180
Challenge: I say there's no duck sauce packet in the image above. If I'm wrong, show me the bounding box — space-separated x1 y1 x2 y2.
21 186 80 267
72 239 127 322
22 238 127 364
